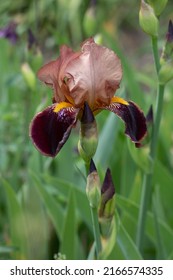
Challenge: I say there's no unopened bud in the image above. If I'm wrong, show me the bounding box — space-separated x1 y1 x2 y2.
21 63 36 91
135 105 153 148
99 202 116 238
160 20 173 64
147 0 168 16
99 168 115 219
25 30 43 71
159 20 173 84
94 34 103 46
167 20 173 42
86 159 101 208
27 29 37 50
83 7 97 37
98 168 115 237
159 60 173 84
78 102 98 163
139 0 158 37
146 105 153 125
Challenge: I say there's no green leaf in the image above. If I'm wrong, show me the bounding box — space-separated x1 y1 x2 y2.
42 174 91 231
30 172 64 239
94 112 120 168
109 217 142 260
117 223 142 259
87 243 96 260
60 190 76 259
22 183 49 259
152 194 166 259
129 170 142 204
117 194 173 258
168 250 173 260
127 139 151 173
153 161 173 225
119 142 137 197
2 179 28 259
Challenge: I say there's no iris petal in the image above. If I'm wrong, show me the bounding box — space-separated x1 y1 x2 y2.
64 38 122 108
30 103 79 157
101 98 147 143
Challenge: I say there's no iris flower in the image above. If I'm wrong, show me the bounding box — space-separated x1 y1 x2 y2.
30 38 147 157
0 22 18 44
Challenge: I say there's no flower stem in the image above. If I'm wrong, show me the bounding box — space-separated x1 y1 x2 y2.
151 36 160 74
136 36 165 252
90 206 102 258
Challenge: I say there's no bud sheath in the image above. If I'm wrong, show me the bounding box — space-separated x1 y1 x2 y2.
139 0 158 37
78 102 98 163
86 160 101 208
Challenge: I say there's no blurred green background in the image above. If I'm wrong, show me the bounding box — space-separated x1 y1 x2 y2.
0 0 173 260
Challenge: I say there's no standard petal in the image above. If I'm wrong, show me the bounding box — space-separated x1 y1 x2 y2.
64 38 122 108
37 59 66 103
37 59 60 87
102 97 147 143
37 45 76 86
30 103 79 157
37 45 80 103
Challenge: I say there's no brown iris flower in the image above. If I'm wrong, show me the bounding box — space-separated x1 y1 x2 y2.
30 38 147 157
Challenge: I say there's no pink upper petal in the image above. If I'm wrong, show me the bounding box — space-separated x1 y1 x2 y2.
64 38 122 109
37 58 65 103
37 45 80 103
37 59 59 87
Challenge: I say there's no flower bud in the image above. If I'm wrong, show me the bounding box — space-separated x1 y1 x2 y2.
78 102 98 163
25 29 43 72
86 159 101 208
27 29 37 50
159 20 173 84
147 0 168 16
139 0 158 37
94 34 103 45
135 105 153 148
159 60 173 84
146 105 153 125
0 21 18 44
160 20 173 64
21 63 36 91
83 7 97 37
99 168 116 237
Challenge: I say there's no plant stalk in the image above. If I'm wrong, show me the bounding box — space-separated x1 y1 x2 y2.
136 36 165 252
90 206 102 258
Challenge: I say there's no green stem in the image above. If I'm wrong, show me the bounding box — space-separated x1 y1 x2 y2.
151 36 160 74
90 206 102 258
136 36 165 252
